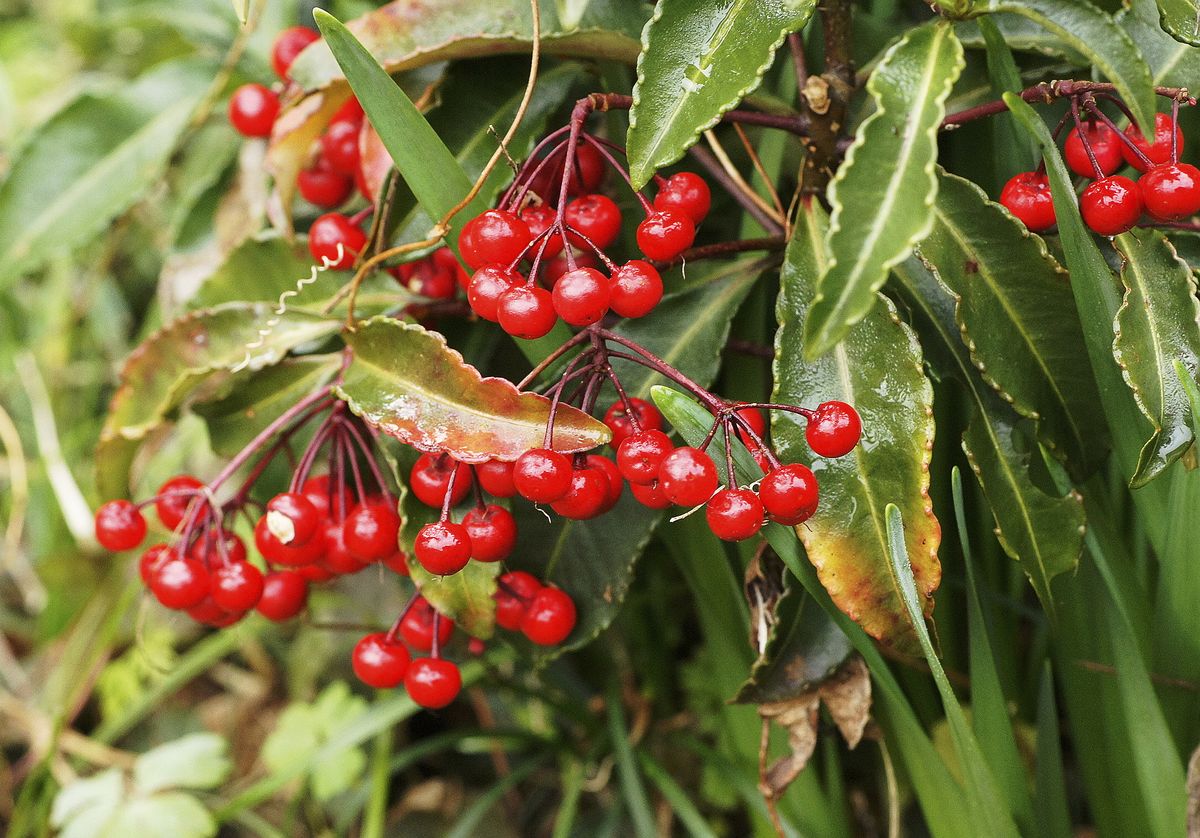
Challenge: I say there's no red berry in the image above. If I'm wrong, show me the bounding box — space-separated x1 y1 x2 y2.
1080 175 1143 236
399 597 455 652
322 519 370 575
228 84 279 138
630 479 673 510
550 466 609 520
95 500 146 551
467 266 521 322
616 430 674 485
1139 163 1200 220
333 96 364 125
705 488 764 541
636 210 695 261
806 401 862 458
734 405 767 441
297 562 336 583
187 529 247 565
301 474 349 518
513 448 573 502
410 454 473 509
1064 122 1124 178
497 285 557 340
405 658 462 708
654 172 711 223
542 250 597 286
210 562 265 612
476 459 517 498
308 213 366 270
586 454 624 512
266 492 322 547
256 571 308 620
343 502 401 562
271 25 319 80
603 398 663 448
383 551 411 576
1122 113 1184 172
759 464 819 525
414 522 473 575
150 557 209 609
658 447 719 507
320 119 362 176
459 210 531 269
462 504 517 562
999 172 1055 233
353 633 410 689
297 161 353 208
520 587 577 645
255 515 323 567
572 142 605 193
552 267 610 326
495 571 542 631
154 476 205 531
564 194 622 249
609 260 663 318
139 544 174 584
519 204 563 257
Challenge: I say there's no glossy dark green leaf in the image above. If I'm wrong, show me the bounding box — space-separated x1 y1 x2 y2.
954 16 1087 64
919 168 1106 473
1122 0 1200 86
803 21 964 358
1154 0 1200 46
778 204 941 653
625 0 816 188
1111 228 1200 486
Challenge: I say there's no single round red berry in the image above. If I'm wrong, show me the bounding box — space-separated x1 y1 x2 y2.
139 544 174 584
609 260 663 319
301 474 349 517
550 466 609 519
733 405 767 441
636 210 695 261
256 571 308 621
402 255 459 299
467 265 521 321
564 194 622 249
520 587 577 645
658 447 719 507
255 514 324 567
266 492 322 547
187 529 248 565
806 401 862 458
542 250 597 286
405 658 462 708
333 96 364 125
498 284 557 340
95 500 146 551
571 142 605 193
495 571 542 631
476 459 517 498
552 267 610 326
705 488 764 541
353 633 410 689
1080 175 1143 236
759 464 819 525
271 25 319 80
1123 113 1184 172
228 84 279 138
399 597 455 652
519 204 563 257
459 210 531 269
1139 163 1200 220
616 430 674 485
320 119 362 176
343 502 401 562
630 479 673 510
297 161 353 208
462 504 517 562
410 453 473 509
1064 122 1124 178
513 448 573 503
654 172 711 223
150 557 209 610
210 562 265 612
309 213 366 270
999 172 1056 233
603 398 663 448
155 475 205 531
322 519 370 575
414 522 473 575
586 454 624 512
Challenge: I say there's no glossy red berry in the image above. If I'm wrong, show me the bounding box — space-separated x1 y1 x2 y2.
734 405 767 441
629 479 672 510
139 544 174 585
705 488 764 541
1122 113 1183 172
495 571 542 631
255 515 323 566
320 119 362 176
552 267 610 326
466 265 520 322
806 401 862 458
271 25 319 80
150 557 209 610
571 142 606 193
187 529 247 565
343 502 401 562
654 172 711 223
542 250 597 286
399 598 455 652
520 587 577 645
308 213 366 270
658 447 719 507
498 285 557 340
322 520 369 575
210 562 265 612
759 464 819 525
550 466 609 520
565 194 622 249
459 210 532 269
513 448 573 503
603 398 663 448
519 204 563 257
586 454 624 512
1080 176 1143 236
616 430 674 485
266 492 322 547
1064 122 1123 178
410 454 473 509
462 504 517 561
333 96 364 125
1139 163 1200 220
228 84 279 138
476 459 517 498
95 500 146 551
297 162 353 208
405 658 462 708
154 475 205 531
353 633 410 689
609 260 663 319
256 571 308 621
999 172 1055 233
414 522 472 575
636 210 695 261
301 474 348 517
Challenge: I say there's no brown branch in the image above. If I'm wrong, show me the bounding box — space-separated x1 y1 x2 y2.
941 80 1197 129
800 0 856 196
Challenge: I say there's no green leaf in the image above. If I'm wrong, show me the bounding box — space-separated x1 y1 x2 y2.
51 769 123 832
96 303 341 498
132 733 232 794
777 204 941 652
409 557 500 640
625 0 816 188
803 21 964 358
982 0 1157 135
338 318 610 461
261 682 369 800
918 168 1107 474
1111 228 1200 486
1122 0 1200 87
1154 0 1200 46
188 236 340 312
1034 664 1073 838
954 15 1087 63
105 794 215 838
